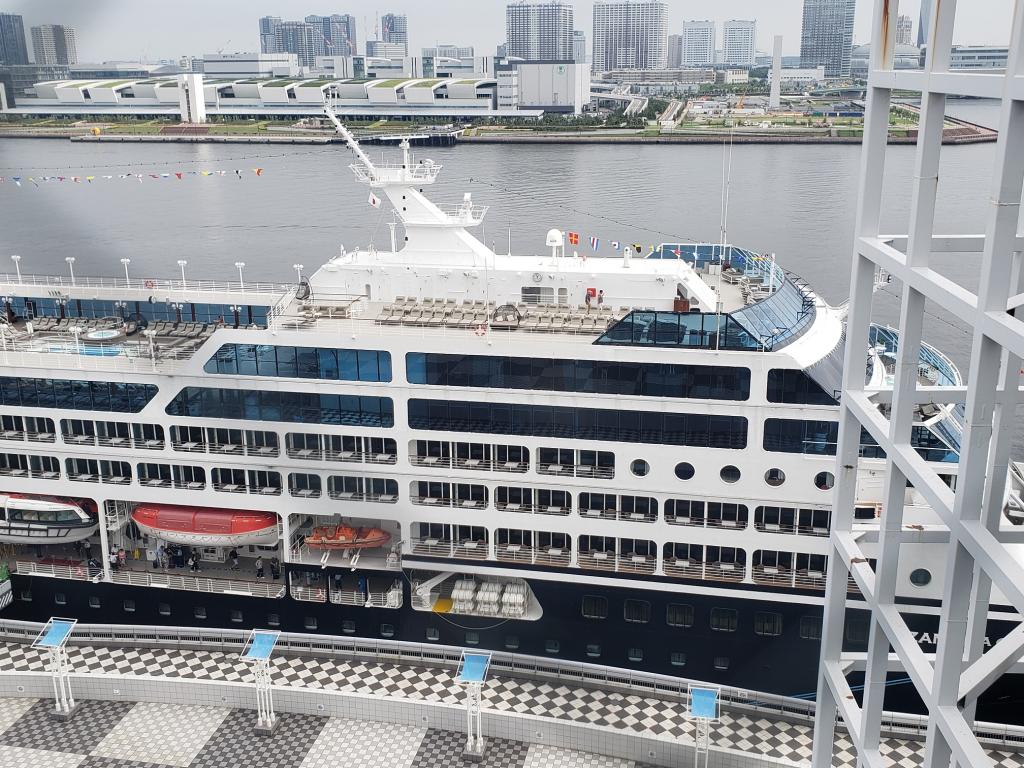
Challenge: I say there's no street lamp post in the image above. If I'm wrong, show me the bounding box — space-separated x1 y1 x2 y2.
235 262 246 291
11 255 22 284
292 264 304 283
229 305 240 328
65 257 76 286
177 260 188 289
120 258 131 285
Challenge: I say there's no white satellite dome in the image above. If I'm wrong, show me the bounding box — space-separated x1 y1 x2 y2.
545 229 564 247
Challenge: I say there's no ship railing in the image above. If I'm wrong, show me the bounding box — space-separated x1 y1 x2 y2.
171 440 207 453
492 460 528 474
754 522 832 538
349 162 441 184
287 447 324 461
330 582 403 609
410 538 454 558
665 515 707 527
411 496 453 508
533 547 572 567
364 452 398 465
363 492 398 504
617 511 658 524
0 580 11 612
0 272 288 295
94 435 135 449
578 508 618 521
30 469 61 481
27 431 58 443
288 487 322 499
454 539 488 559
327 489 365 502
323 447 363 463
453 457 493 472
433 202 489 226
538 463 615 480
496 545 536 565
110 569 285 599
663 558 746 584
4 617 1024 746
495 502 537 514
289 583 328 603
207 443 246 457
62 433 98 447
410 455 453 469
13 560 97 582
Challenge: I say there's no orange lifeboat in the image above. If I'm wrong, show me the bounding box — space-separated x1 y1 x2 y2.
306 525 391 551
131 504 279 546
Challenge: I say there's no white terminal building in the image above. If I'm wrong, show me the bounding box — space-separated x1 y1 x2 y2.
1 52 592 120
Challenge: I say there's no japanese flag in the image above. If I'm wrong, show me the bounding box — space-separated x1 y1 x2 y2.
368 192 381 208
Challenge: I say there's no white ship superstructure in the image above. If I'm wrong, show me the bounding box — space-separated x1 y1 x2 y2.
0 111 1018 715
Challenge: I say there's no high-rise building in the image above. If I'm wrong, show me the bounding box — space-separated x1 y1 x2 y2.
0 12 29 66
259 16 282 54
681 20 715 67
366 41 405 58
572 30 586 63
30 24 77 66
896 14 914 47
917 0 933 47
592 1 668 72
307 14 358 56
381 13 408 55
505 2 574 61
422 44 474 59
277 21 319 68
666 33 682 69
722 19 756 67
799 0 855 78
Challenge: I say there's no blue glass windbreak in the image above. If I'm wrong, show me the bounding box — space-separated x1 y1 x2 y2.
594 311 760 351
6 297 269 327
0 377 157 413
408 398 748 448
406 353 750 401
206 344 392 382
730 279 816 350
166 387 394 427
763 419 958 462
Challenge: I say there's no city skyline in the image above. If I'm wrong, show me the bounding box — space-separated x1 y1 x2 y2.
0 0 1009 64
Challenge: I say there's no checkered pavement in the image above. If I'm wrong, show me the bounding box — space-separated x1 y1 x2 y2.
0 640 1022 768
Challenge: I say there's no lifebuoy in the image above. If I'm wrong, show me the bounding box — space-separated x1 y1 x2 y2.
144 279 156 289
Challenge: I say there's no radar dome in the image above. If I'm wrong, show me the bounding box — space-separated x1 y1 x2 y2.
545 229 564 247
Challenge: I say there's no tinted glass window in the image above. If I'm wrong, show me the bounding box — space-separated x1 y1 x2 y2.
710 607 738 632
666 603 694 627
767 369 838 405
406 353 750 401
409 399 747 449
207 345 392 382
754 611 783 636
624 599 651 624
0 377 157 413
581 595 608 619
167 387 394 428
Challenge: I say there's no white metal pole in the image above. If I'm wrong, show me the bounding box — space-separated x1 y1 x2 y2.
177 259 187 289
235 261 246 290
11 255 21 284
65 256 75 286
120 258 131 285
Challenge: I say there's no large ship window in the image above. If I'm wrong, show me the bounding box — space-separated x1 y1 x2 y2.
710 607 738 632
521 286 554 304
799 616 822 640
581 595 608 620
754 612 783 636
623 599 651 624
666 603 694 628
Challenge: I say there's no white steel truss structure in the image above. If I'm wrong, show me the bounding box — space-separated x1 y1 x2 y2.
812 2 1024 768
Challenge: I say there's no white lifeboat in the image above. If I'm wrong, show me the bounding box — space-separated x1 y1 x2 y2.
0 493 98 544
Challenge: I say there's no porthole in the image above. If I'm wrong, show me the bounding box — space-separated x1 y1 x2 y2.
674 462 695 480
764 468 786 487
909 568 932 587
814 471 835 490
631 459 650 477
720 465 741 484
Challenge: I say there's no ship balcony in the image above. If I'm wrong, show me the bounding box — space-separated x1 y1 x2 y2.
578 549 658 575
495 501 572 516
495 544 572 568
324 447 363 463
0 429 56 444
365 451 398 465
754 521 832 537
328 577 403 609
212 481 283 496
537 462 614 480
410 537 489 560
751 564 829 591
662 557 746 584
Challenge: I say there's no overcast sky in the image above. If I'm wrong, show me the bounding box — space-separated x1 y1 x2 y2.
4 0 1011 63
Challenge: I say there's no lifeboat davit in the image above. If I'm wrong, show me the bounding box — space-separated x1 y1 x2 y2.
131 504 279 546
306 525 391 551
0 493 98 544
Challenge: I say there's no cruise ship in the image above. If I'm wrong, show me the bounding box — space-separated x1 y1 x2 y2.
1 111 1021 720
